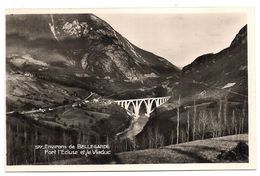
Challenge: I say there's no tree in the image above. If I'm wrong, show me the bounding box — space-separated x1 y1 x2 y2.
176 96 181 144
132 136 136 151
147 127 153 148
242 103 247 133
218 99 222 136
199 110 208 140
231 110 235 135
223 94 228 135
192 96 197 141
209 110 218 138
154 126 159 148
186 111 190 142
170 130 174 145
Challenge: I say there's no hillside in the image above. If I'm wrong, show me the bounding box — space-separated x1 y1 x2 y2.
6 14 180 165
180 25 247 102
38 134 248 164
6 101 132 165
6 14 179 93
115 134 248 164
136 25 248 148
6 14 181 111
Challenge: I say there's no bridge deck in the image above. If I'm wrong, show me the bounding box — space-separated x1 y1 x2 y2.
114 96 171 102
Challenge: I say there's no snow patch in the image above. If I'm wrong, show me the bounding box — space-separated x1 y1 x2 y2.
127 40 142 58
10 54 48 67
144 73 158 78
199 90 207 96
81 53 89 69
239 65 247 71
75 73 89 78
222 82 236 89
62 20 89 39
48 15 59 41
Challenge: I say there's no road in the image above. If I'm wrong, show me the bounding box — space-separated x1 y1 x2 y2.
6 92 95 115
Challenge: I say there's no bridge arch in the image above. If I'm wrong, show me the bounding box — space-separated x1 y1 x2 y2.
143 98 157 117
114 96 171 120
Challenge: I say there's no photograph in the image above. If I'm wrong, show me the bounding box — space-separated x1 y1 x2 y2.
5 8 255 171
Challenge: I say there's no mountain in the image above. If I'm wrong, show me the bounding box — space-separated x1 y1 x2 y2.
6 14 181 165
6 14 179 81
181 25 248 102
136 25 248 148
6 14 180 111
8 14 184 164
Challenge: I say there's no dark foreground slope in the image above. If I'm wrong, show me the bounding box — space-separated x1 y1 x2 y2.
136 25 248 149
115 134 248 164
36 134 248 164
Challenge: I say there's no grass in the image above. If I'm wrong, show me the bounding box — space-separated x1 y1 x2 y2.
115 134 248 164
57 108 110 127
6 73 89 111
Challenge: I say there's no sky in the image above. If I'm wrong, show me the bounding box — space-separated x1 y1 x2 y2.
96 13 246 67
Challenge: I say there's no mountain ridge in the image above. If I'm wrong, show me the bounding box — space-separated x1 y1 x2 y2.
6 14 179 81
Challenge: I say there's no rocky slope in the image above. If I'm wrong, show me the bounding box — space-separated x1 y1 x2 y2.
180 25 248 102
6 14 180 110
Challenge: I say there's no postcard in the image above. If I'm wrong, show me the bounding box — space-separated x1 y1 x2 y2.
5 8 256 171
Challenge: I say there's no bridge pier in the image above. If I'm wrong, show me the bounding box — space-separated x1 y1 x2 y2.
124 101 131 110
132 100 142 118
144 99 155 117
